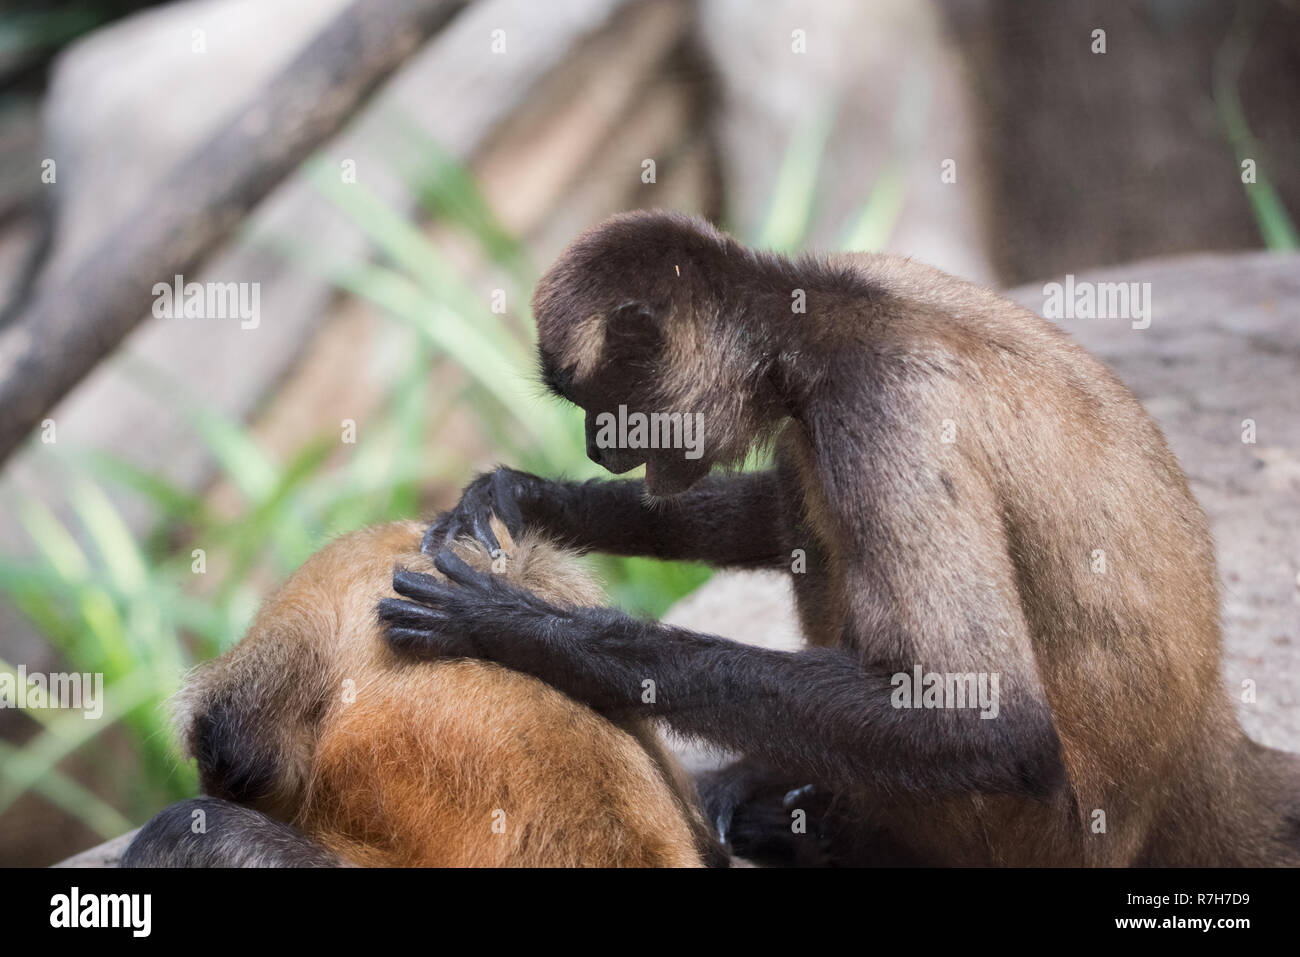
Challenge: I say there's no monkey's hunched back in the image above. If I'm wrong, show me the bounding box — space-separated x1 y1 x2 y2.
161 521 710 867
528 210 1300 865
837 254 1299 864
772 251 1300 864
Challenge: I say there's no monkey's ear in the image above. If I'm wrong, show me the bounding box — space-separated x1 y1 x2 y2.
605 301 665 353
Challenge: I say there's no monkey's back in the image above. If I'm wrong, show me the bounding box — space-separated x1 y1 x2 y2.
180 520 706 867
835 254 1269 863
302 660 703 867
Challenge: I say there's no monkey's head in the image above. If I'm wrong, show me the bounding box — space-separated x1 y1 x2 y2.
532 210 789 497
172 520 605 820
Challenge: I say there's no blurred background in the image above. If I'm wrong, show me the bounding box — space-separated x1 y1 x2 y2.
0 0 1296 865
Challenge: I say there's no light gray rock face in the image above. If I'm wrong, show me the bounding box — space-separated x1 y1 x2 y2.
52 830 137 868
665 251 1300 753
12 0 634 540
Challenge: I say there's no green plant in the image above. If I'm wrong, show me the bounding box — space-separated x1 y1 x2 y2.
1213 2 1299 251
0 108 899 843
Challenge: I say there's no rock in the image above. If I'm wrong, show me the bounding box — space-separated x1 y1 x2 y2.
52 830 137 868
7 0 641 544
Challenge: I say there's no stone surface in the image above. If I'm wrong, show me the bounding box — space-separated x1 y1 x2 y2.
52 829 136 868
6 0 637 546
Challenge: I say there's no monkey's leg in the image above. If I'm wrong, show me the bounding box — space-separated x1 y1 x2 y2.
381 553 1066 804
428 466 788 569
122 797 346 868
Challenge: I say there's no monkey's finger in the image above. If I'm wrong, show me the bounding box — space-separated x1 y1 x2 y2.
490 473 526 535
385 625 459 657
467 508 501 555
433 548 485 588
392 568 459 605
377 597 448 628
421 520 451 556
433 515 465 549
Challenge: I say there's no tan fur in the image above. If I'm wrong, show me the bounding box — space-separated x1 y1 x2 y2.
177 520 707 867
834 253 1295 865
530 210 1300 865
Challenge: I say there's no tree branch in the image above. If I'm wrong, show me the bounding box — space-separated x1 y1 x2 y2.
0 0 468 465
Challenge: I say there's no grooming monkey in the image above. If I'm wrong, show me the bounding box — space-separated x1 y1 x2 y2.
125 519 722 867
380 209 1300 866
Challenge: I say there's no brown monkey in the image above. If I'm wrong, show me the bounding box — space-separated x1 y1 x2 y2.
380 209 1300 866
125 519 720 867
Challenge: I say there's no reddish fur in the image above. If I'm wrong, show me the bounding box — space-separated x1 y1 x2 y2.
177 520 707 867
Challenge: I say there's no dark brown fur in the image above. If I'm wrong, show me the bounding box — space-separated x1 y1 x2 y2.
509 210 1300 865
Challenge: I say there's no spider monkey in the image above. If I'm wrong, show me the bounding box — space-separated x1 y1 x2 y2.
379 209 1300 866
125 518 722 867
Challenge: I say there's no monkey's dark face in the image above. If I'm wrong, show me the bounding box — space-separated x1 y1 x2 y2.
531 210 750 495
541 347 715 497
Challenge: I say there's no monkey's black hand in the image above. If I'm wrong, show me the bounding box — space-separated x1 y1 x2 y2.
381 549 570 664
697 760 835 866
424 466 538 556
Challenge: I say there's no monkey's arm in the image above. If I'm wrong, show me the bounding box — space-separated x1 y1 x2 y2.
428 466 787 569
122 797 347 868
380 553 1065 802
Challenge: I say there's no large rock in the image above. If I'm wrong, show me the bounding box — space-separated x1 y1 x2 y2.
7 0 640 543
